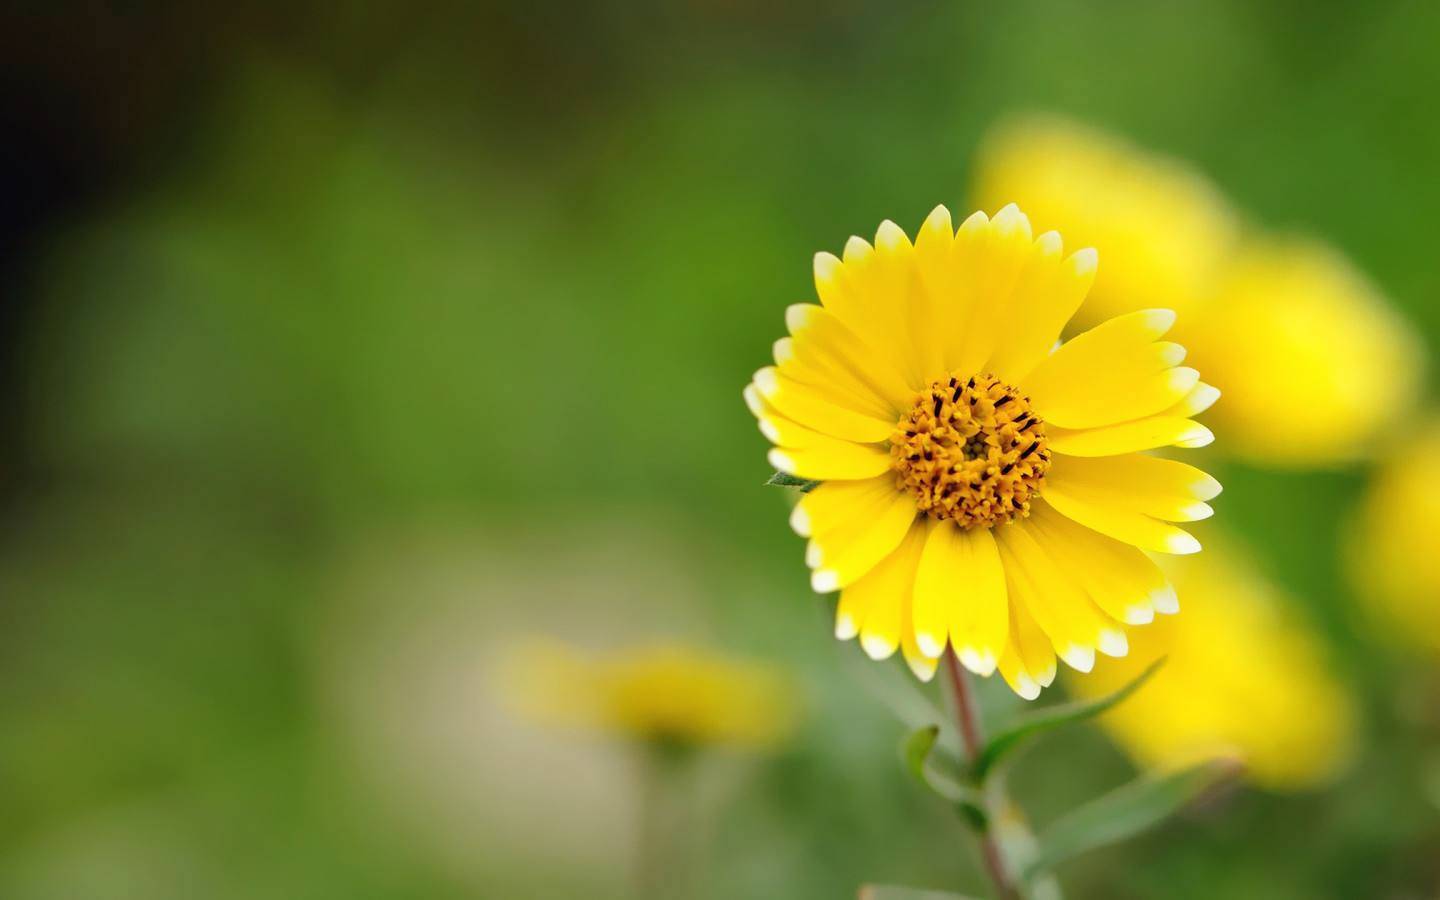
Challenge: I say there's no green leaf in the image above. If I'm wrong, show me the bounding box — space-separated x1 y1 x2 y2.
857 885 981 900
900 725 985 827
1023 757 1242 880
974 659 1164 781
765 471 821 492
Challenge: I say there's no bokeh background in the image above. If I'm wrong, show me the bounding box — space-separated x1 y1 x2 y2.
3 2 1439 898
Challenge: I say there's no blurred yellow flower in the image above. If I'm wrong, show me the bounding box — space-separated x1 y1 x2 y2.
1350 421 1440 654
1070 543 1356 792
744 205 1220 698
971 114 1239 332
1186 240 1424 466
502 638 797 749
971 114 1424 468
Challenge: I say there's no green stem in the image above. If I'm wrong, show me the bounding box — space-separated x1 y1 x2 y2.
944 650 1022 900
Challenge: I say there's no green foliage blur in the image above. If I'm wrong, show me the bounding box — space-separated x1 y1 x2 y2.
1 2 1438 898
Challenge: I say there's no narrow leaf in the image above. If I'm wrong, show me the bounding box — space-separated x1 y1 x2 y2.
1023 757 1242 879
766 471 821 492
857 885 982 900
901 726 976 802
902 725 942 783
974 659 1164 781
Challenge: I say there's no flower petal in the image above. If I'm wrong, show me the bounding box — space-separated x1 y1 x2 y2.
987 241 1098 382
1047 416 1214 456
951 204 1035 375
1025 500 1177 625
789 475 898 538
1042 488 1201 555
997 522 1120 672
785 303 914 412
752 367 895 443
809 489 918 592
835 522 928 659
912 520 1008 675
1047 454 1222 521
1024 309 1200 429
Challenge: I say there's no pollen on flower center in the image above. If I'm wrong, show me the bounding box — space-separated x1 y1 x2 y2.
890 373 1051 529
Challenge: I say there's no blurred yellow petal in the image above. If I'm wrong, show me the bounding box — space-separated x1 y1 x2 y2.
971 114 1238 331
1186 238 1424 467
1069 542 1356 792
1349 420 1440 654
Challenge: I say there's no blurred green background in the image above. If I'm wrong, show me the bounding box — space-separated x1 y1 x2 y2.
1 2 1438 897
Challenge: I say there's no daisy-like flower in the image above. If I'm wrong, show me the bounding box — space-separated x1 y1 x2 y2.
743 204 1221 698
503 638 797 749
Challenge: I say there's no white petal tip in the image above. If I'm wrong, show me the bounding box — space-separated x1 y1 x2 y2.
834 613 858 640
958 647 998 677
843 235 873 261
916 633 946 659
1178 502 1215 522
758 418 782 444
788 504 811 537
1123 603 1156 626
860 633 895 661
1192 383 1222 413
906 657 939 682
875 219 909 249
1038 663 1057 687
1068 246 1099 275
1098 629 1129 658
1012 676 1042 701
1167 533 1203 555
1176 424 1215 448
922 204 953 232
811 569 840 593
752 367 779 396
959 209 990 232
742 384 764 415
805 541 823 568
1152 585 1180 615
813 252 841 279
771 337 794 365
1061 645 1096 673
767 449 796 475
1142 308 1179 335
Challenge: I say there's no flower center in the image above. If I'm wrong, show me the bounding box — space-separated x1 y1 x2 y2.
890 373 1050 529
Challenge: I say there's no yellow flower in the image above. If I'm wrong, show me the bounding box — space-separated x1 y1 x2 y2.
1186 239 1424 466
743 204 1221 699
971 114 1424 468
503 638 796 749
1069 543 1356 792
1350 421 1440 654
971 114 1239 332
